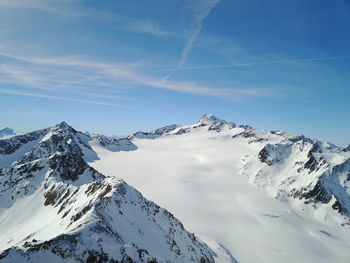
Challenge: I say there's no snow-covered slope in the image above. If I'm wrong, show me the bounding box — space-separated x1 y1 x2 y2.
0 122 219 263
2 115 350 263
0 128 17 139
90 133 137 152
240 135 350 227
89 114 350 263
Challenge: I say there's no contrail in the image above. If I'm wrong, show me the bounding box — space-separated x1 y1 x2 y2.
178 0 221 69
163 55 350 72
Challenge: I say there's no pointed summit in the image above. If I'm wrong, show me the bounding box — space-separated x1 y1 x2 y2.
0 125 216 263
197 114 226 125
51 121 77 135
53 121 71 129
0 127 15 137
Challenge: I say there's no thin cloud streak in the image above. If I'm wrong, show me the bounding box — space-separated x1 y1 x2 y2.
0 0 118 20
161 55 350 72
0 53 269 100
0 53 143 96
0 52 141 70
93 66 268 98
126 20 181 38
178 0 221 68
0 88 128 108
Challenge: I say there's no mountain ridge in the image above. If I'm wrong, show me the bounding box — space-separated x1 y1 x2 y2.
98 114 350 227
1 115 350 262
88 116 350 263
0 121 220 263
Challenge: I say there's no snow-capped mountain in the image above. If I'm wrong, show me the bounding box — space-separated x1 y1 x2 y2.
1 115 350 263
90 133 137 152
240 134 350 227
90 114 350 263
0 127 19 139
0 121 221 263
117 114 350 227
129 125 179 139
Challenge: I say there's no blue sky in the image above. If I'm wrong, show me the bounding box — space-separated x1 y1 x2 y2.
0 0 349 145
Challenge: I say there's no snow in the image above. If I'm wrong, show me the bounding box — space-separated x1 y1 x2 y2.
0 127 19 139
198 236 239 263
0 122 217 263
197 114 226 125
89 125 350 263
1 118 350 263
0 138 42 169
0 174 216 262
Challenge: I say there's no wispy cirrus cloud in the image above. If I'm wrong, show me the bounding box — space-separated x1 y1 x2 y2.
0 0 272 108
0 88 127 108
160 55 350 72
126 20 182 38
178 0 221 68
0 0 185 38
0 0 118 20
0 0 179 38
0 52 268 107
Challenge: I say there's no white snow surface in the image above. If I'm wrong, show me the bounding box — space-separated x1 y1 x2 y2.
0 122 218 263
1 117 350 263
89 119 350 263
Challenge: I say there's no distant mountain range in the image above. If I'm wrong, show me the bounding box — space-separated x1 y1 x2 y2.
0 115 349 263
0 127 18 139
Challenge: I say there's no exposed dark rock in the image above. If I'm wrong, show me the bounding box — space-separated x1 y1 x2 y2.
49 153 87 181
44 191 58 206
258 147 272 165
174 128 190 135
332 200 348 214
301 181 331 204
0 129 48 155
208 122 224 132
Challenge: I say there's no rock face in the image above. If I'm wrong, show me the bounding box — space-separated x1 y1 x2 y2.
0 122 215 263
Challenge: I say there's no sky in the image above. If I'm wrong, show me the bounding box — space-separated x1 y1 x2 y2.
0 0 349 145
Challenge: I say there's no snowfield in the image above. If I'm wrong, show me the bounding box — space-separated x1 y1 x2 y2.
1 115 350 263
89 116 350 263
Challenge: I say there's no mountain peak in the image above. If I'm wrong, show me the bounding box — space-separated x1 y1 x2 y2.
0 127 15 134
53 121 70 129
197 114 225 125
0 127 13 132
50 121 77 135
0 123 216 263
